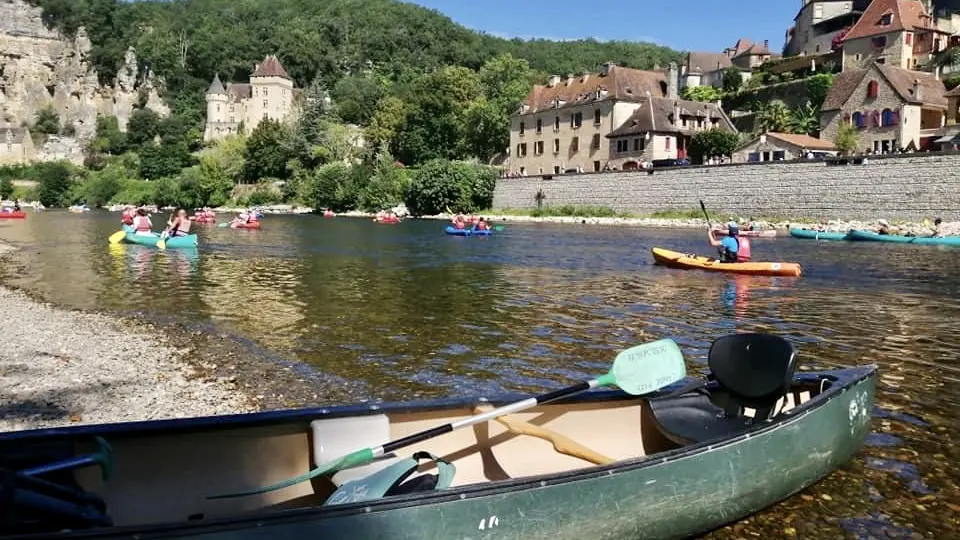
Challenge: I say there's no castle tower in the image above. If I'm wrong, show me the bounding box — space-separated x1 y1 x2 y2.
246 55 294 128
203 73 228 142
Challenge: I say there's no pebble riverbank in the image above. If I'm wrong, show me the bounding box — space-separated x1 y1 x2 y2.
0 240 255 433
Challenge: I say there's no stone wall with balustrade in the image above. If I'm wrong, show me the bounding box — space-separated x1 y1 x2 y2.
491 152 960 221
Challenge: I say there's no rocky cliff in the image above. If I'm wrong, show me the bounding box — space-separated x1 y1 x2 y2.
0 0 169 163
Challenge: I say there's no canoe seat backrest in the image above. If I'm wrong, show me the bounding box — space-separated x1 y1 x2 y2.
709 333 797 419
310 415 399 486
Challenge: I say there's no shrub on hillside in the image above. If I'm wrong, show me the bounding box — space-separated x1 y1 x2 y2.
404 159 491 216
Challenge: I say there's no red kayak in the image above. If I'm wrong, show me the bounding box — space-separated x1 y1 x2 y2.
374 217 400 224
231 220 261 229
0 211 26 219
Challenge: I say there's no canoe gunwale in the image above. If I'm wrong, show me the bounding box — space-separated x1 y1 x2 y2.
0 366 877 538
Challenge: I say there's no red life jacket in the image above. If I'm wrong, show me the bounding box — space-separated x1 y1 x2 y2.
736 237 752 262
133 215 152 232
121 210 134 225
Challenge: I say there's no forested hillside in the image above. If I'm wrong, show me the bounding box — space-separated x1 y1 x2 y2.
30 0 682 127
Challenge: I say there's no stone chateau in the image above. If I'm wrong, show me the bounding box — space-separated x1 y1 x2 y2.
203 56 298 142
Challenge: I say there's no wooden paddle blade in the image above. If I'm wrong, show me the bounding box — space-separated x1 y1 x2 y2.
108 230 126 244
599 339 687 395
492 413 614 465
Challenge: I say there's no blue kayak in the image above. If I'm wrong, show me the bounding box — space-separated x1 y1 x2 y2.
122 225 199 248
847 229 960 246
789 228 851 241
445 226 492 237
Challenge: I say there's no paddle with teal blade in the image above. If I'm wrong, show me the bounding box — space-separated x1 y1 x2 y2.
208 338 687 499
218 222 230 228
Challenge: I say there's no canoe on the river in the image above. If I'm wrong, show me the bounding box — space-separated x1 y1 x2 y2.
789 228 851 241
714 229 778 238
231 221 261 229
374 217 400 224
121 225 198 249
652 247 802 277
847 229 960 246
445 225 492 236
0 331 876 540
0 211 26 219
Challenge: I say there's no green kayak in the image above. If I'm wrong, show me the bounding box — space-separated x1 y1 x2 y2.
847 229 960 246
122 225 198 248
789 228 851 241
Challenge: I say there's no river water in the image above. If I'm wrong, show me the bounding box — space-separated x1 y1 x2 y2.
1 211 958 538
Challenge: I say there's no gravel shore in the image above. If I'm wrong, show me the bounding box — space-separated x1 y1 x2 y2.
0 241 254 432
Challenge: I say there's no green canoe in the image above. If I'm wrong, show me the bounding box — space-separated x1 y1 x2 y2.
122 225 198 249
847 229 960 246
789 228 851 241
2 333 876 540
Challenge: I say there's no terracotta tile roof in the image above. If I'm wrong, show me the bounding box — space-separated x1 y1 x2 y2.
821 63 947 111
763 132 837 150
251 55 291 80
686 52 732 74
605 97 736 137
842 0 935 41
727 38 772 59
520 64 668 114
226 83 251 100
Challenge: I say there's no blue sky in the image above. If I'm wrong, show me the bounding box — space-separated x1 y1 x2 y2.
406 0 797 53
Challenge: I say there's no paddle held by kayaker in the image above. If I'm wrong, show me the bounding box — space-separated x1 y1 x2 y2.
708 222 752 263
163 209 192 238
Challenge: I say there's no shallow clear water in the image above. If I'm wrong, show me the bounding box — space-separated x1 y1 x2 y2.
1 211 958 537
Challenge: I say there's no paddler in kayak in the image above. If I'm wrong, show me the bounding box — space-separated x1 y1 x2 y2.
132 208 154 235
121 205 135 226
471 217 490 231
162 208 192 238
708 222 751 263
229 210 253 227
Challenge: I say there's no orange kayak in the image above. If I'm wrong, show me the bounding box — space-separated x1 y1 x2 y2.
651 247 802 277
231 220 261 229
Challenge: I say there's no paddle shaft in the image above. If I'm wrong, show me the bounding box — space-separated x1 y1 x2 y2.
699 200 713 230
376 380 598 457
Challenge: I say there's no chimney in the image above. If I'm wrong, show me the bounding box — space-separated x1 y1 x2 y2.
566 74 574 86
547 75 561 87
764 39 769 50
936 65 942 80
914 78 922 101
667 62 679 99
674 101 680 126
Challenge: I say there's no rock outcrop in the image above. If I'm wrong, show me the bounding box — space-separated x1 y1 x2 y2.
0 0 169 163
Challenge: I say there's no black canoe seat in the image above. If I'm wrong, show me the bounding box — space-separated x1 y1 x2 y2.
649 333 798 445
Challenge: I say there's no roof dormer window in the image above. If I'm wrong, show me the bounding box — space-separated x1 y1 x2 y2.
880 13 892 26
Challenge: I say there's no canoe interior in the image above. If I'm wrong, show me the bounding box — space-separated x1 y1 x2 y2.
2 379 831 533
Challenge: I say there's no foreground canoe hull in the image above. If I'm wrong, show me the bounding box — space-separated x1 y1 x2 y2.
445 226 492 236
652 247 802 277
121 226 198 248
847 229 960 246
1 366 875 540
789 228 850 241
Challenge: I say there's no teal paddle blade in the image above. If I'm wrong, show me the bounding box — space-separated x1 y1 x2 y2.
596 339 686 395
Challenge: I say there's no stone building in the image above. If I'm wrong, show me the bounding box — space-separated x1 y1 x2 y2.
679 39 778 90
820 61 947 152
841 0 950 70
785 1 871 57
605 97 737 166
203 55 297 142
0 127 36 165
732 132 837 162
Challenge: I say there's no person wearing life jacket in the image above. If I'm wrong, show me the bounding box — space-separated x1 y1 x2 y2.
121 205 135 226
163 208 192 238
132 208 153 235
453 215 465 230
708 222 751 263
472 217 490 231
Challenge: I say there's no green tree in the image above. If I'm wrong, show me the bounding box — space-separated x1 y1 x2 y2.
789 102 820 136
72 162 126 207
478 53 533 110
366 96 407 155
197 135 245 206
89 115 127 156
834 123 859 156
688 129 740 164
35 162 74 207
681 85 722 103
404 158 488 215
462 98 509 163
0 178 13 200
755 100 793 133
302 162 352 211
243 119 291 182
126 108 161 147
330 74 386 126
33 105 61 135
359 147 409 211
806 73 835 109
721 68 744 94
139 143 193 180
312 120 363 165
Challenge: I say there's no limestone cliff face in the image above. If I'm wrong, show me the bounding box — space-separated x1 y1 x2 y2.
0 0 169 162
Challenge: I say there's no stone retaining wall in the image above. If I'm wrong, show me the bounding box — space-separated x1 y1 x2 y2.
492 152 960 221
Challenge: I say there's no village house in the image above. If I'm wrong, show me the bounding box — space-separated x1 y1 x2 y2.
679 39 778 90
840 0 951 70
0 127 36 165
820 61 947 152
605 97 737 167
732 132 838 162
203 55 297 142
785 1 871 57
508 62 676 175
932 82 960 147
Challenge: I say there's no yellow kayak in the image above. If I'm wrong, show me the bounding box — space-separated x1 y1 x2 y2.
651 247 802 277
